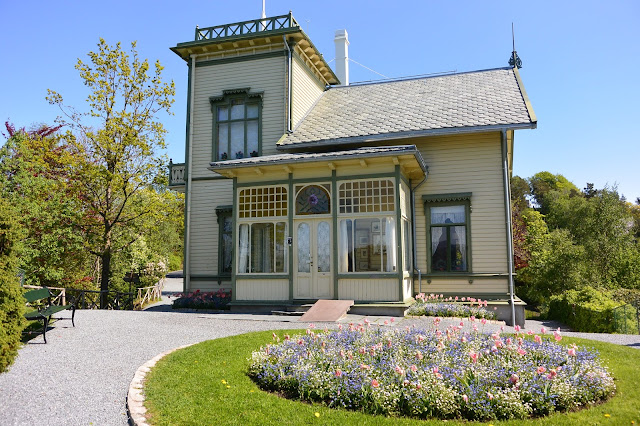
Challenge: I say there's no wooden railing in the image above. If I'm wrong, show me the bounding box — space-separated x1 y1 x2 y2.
195 13 298 42
23 277 165 311
168 160 185 186
136 278 165 309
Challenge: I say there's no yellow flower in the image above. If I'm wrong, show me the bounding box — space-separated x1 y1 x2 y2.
226 385 231 389
604 414 610 418
221 379 227 384
314 412 320 418
250 390 254 393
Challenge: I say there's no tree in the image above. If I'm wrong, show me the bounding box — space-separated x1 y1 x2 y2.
0 123 89 288
47 39 175 307
529 171 580 214
0 196 25 372
510 175 531 211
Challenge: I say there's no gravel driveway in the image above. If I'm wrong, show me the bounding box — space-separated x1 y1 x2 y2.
2 280 638 426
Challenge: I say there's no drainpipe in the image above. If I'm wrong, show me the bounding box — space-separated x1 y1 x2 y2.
283 35 293 132
501 129 516 326
411 175 428 294
184 54 196 292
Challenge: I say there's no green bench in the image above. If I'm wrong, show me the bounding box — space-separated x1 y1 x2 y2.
23 288 76 343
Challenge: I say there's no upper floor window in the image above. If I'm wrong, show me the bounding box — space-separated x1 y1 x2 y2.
210 89 263 161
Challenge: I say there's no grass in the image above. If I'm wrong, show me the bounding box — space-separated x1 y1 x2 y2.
144 330 640 425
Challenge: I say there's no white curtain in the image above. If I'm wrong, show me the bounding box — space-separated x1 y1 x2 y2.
384 217 396 272
238 224 249 273
339 220 350 272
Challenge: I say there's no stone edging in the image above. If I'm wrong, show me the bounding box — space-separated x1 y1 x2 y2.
127 343 197 426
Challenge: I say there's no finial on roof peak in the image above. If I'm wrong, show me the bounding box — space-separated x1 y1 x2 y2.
508 23 523 69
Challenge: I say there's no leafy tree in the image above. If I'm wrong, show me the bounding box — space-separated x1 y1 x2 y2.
47 39 174 307
529 171 580 214
510 175 531 211
0 124 89 288
0 196 25 372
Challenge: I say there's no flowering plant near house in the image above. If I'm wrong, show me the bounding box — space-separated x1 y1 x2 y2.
172 289 232 310
249 321 615 421
407 293 497 320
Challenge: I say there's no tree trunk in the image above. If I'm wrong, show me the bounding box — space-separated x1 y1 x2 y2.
100 251 111 309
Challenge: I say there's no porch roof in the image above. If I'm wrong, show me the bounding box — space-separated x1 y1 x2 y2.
277 67 536 149
208 145 427 179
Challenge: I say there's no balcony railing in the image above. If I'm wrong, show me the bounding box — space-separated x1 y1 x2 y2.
195 13 298 42
168 160 185 187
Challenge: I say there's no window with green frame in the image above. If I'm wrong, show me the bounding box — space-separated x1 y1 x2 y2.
210 89 262 161
216 206 233 275
423 193 472 273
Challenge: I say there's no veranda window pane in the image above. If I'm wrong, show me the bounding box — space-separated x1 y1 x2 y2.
251 223 274 273
275 222 286 273
338 219 352 272
450 226 467 271
238 224 249 273
230 122 244 158
431 205 465 224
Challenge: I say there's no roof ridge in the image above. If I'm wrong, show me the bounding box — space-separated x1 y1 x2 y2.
329 66 514 90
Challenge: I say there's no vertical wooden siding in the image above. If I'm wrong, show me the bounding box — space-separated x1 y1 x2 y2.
339 278 399 301
236 279 289 300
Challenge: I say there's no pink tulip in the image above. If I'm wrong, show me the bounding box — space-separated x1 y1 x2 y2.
371 379 379 388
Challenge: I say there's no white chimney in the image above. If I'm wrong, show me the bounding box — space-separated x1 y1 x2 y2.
334 29 349 85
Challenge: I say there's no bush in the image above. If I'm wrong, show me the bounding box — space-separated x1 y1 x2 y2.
0 198 25 373
172 289 231 310
548 288 622 333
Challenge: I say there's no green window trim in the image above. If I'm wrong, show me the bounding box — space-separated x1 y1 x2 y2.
210 88 263 161
423 193 472 274
216 206 233 276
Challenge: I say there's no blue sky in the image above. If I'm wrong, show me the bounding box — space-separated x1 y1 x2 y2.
1 0 638 201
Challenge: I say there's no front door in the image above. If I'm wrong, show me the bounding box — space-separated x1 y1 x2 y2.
294 219 332 299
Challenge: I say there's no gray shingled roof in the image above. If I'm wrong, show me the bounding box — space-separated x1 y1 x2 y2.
278 67 536 148
209 145 426 172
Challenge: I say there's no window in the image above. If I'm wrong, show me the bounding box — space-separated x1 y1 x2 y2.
423 194 471 273
338 218 396 273
337 179 397 273
295 184 330 215
237 222 287 273
210 89 262 161
236 185 288 274
216 206 233 275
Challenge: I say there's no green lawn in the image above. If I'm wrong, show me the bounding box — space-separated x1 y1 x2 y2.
144 331 640 425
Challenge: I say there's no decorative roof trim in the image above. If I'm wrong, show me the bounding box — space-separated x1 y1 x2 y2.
512 67 537 124
422 192 472 203
209 88 264 104
209 145 427 174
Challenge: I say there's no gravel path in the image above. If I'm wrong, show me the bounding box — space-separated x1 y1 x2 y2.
1 278 638 426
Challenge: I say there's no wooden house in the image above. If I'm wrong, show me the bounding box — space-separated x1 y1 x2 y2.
169 13 536 325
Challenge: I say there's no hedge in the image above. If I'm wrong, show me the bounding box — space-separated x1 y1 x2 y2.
548 287 623 333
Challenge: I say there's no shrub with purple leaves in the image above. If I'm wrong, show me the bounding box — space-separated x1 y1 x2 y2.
172 289 231 310
407 293 497 320
249 322 615 421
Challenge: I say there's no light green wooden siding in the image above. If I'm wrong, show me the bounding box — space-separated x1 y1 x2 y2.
236 279 289 300
188 179 233 276
413 132 508 294
191 55 286 179
339 278 399 301
291 53 324 129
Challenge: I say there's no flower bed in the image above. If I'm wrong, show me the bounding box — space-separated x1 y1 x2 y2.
407 293 497 320
172 289 231 310
249 322 615 421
